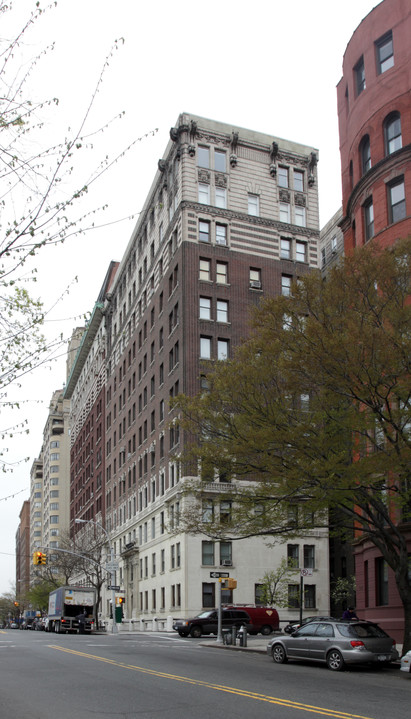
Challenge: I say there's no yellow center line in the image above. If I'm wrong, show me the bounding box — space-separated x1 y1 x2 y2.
47 645 377 719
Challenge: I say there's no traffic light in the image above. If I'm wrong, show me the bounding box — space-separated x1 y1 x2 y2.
14 601 19 607
33 551 46 565
41 553 47 565
118 596 125 618
220 578 237 590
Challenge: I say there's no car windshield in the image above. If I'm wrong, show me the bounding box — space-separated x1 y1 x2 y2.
196 611 215 619
337 622 388 638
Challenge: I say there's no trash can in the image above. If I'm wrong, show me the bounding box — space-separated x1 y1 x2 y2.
222 629 232 645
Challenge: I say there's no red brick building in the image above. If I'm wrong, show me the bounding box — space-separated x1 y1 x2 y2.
337 0 411 643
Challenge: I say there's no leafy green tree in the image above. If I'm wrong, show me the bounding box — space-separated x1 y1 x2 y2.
27 579 56 614
176 238 411 651
258 559 299 608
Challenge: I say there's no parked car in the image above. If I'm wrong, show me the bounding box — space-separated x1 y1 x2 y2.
400 650 411 673
225 605 279 635
173 608 251 638
283 616 336 634
10 622 18 629
267 620 399 671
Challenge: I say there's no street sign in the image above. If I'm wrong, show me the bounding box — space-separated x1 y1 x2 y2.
106 562 119 571
209 572 229 578
300 569 313 577
107 585 120 591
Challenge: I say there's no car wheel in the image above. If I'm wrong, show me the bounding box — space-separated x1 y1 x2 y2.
326 649 345 671
260 625 272 636
190 626 202 638
272 644 288 664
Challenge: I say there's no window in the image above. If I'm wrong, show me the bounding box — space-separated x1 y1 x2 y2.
200 258 211 281
248 194 259 216
198 146 209 168
287 544 299 567
376 31 394 74
294 206 306 227
360 135 371 174
303 545 315 569
364 198 374 241
216 300 228 323
217 339 229 360
216 224 227 246
304 585 316 609
199 220 210 243
214 149 226 172
220 541 232 565
202 541 214 565
295 241 306 263
278 166 288 188
280 238 291 260
388 178 406 223
216 262 228 284
198 183 210 204
288 584 300 608
200 336 211 359
250 267 261 289
279 202 290 223
354 56 365 96
281 275 292 296
199 297 211 320
202 499 214 522
215 186 227 209
294 170 304 192
202 582 215 608
321 247 326 267
384 113 402 155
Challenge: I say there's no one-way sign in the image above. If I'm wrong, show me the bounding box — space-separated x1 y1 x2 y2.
107 585 121 591
209 572 229 578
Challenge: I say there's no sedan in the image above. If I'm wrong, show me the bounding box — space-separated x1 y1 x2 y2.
400 650 411 673
267 620 399 671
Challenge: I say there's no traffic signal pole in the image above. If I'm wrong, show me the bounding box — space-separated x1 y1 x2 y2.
217 579 223 643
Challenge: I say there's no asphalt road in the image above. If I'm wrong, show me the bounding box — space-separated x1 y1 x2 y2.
1 629 409 719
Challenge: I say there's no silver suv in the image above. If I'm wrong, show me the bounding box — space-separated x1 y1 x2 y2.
267 620 399 671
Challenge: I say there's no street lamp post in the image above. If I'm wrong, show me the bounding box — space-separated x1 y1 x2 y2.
75 518 118 634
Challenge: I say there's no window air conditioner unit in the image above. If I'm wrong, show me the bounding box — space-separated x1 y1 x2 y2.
250 280 261 289
221 560 232 566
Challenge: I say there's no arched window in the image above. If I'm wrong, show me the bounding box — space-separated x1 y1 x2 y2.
359 135 371 175
384 113 402 155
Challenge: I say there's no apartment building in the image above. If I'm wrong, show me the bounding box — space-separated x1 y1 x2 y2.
337 0 411 641
68 112 329 624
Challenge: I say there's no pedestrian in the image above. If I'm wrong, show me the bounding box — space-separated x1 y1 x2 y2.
342 606 358 620
77 611 87 634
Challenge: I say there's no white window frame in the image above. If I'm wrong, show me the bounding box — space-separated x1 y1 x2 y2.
199 297 211 320
279 202 290 223
280 238 291 260
294 206 306 227
216 300 228 323
198 183 210 204
215 186 227 209
200 336 212 359
217 339 229 360
248 193 259 216
215 224 227 246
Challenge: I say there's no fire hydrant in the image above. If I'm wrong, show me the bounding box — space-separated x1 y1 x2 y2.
237 624 247 647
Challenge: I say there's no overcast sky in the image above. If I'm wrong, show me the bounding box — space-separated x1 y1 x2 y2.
0 0 380 595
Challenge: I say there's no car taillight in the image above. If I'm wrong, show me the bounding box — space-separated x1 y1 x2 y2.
350 640 365 648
